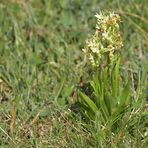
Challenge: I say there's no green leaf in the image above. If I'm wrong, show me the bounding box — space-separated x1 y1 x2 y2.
115 58 120 97
104 94 111 116
77 101 95 120
102 67 108 91
111 65 116 98
111 58 120 98
119 81 130 106
79 91 98 113
90 80 97 96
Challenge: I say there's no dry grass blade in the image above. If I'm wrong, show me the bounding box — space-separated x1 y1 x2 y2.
30 109 43 126
10 102 16 134
0 126 17 146
0 79 3 102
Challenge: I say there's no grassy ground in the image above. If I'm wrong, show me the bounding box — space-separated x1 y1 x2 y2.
0 0 147 147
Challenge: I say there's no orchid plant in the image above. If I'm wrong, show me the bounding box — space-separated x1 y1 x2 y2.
78 12 131 129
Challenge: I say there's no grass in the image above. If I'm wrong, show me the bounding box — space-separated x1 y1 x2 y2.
0 0 147 147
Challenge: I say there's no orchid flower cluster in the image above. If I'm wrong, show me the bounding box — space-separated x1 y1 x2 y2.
82 12 123 67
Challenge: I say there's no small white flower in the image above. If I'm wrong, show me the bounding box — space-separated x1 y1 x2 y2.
82 48 87 53
102 31 108 38
95 12 103 20
89 54 94 60
109 12 115 17
87 40 93 47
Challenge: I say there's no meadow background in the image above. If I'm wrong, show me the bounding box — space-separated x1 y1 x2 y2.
0 0 147 147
